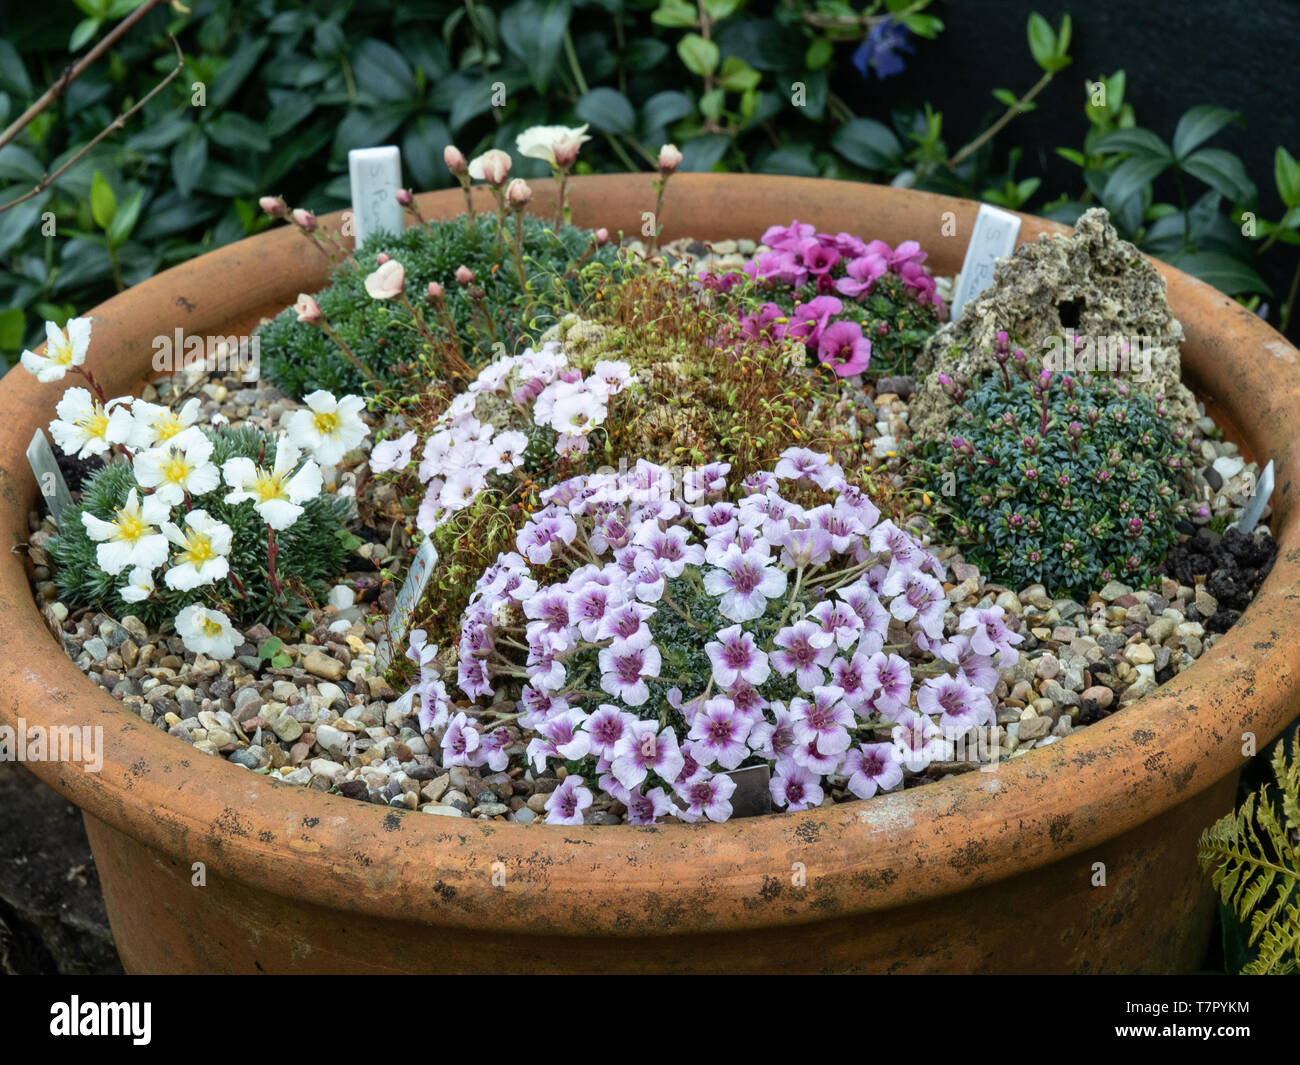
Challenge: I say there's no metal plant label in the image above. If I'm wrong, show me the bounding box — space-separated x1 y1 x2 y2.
726 764 772 818
348 146 404 246
376 536 438 672
26 428 73 525
1235 459 1275 534
951 203 1022 320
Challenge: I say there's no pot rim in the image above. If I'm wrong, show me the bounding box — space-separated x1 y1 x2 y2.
2 174 1295 938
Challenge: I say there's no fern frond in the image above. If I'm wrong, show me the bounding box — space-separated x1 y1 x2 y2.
1198 732 1300 975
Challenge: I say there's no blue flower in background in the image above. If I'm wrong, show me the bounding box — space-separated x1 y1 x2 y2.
852 18 914 80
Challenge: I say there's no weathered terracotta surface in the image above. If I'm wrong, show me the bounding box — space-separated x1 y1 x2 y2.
2 176 1295 973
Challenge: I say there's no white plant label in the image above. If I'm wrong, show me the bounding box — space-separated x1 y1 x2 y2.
950 203 1022 320
26 428 72 525
376 536 438 671
348 146 404 246
1234 459 1274 534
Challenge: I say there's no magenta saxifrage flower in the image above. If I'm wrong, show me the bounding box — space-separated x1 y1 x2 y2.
816 319 872 377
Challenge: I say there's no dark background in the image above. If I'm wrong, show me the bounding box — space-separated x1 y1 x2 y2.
853 0 1300 304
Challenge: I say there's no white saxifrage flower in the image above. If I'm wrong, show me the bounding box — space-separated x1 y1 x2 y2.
515 124 591 169
175 604 239 660
222 436 322 530
81 488 170 575
119 566 156 604
286 390 369 466
20 317 92 382
363 259 405 300
467 148 512 186
132 427 219 506
48 388 133 458
161 510 233 590
129 397 202 450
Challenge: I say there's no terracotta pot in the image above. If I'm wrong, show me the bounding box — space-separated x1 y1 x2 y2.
2 175 1294 974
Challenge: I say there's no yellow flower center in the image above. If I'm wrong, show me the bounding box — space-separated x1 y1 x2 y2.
80 411 109 438
114 508 147 542
254 470 286 502
52 336 75 365
179 530 215 565
313 410 340 436
200 616 224 639
160 453 192 485
154 412 185 441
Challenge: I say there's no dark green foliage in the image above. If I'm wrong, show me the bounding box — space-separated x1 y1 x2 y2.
926 351 1196 597
48 425 353 631
256 213 618 397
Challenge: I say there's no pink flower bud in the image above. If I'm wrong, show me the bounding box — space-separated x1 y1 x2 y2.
375 252 391 265
506 178 533 208
444 145 469 175
595 227 609 245
658 143 682 174
364 259 405 300
291 208 317 231
259 195 288 218
427 282 444 302
294 293 323 324
455 265 475 285
396 188 414 207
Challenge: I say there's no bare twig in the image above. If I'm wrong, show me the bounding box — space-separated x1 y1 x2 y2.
0 0 170 152
0 35 185 215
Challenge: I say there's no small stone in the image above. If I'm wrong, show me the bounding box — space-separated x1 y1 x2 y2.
1195 587 1219 617
1125 642 1156 665
328 585 356 610
1211 455 1244 481
472 802 509 818
229 749 261 769
1034 653 1060 680
950 561 980 582
308 757 344 778
1145 617 1177 645
420 775 450 803
441 789 473 813
303 650 345 681
1021 584 1052 610
423 804 466 818
527 793 550 814
315 724 348 757
1099 580 1133 602
272 715 303 742
84 636 109 661
1081 685 1114 709
513 807 537 824
120 615 149 642
1018 716 1052 741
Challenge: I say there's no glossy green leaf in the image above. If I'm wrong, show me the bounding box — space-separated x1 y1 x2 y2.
1172 105 1240 160
90 170 117 230
677 33 720 77
830 117 902 170
575 87 636 135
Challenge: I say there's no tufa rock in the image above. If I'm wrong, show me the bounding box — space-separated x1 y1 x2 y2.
910 208 1197 442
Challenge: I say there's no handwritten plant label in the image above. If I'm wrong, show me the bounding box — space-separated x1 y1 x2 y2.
348 146 404 246
950 203 1022 320
1234 459 1275 534
375 536 438 672
26 428 72 524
